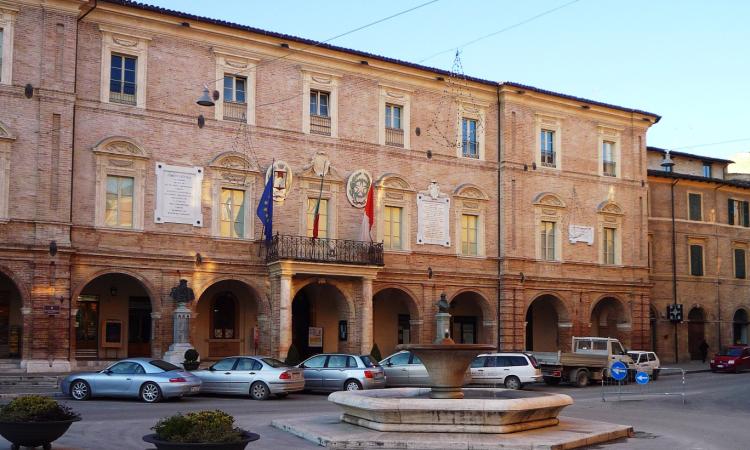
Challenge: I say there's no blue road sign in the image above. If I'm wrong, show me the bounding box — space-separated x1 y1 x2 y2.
610 361 628 381
635 371 650 385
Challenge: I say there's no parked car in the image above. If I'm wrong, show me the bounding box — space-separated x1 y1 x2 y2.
191 356 304 400
297 353 386 392
61 358 201 403
380 350 471 387
627 351 661 380
469 352 542 389
710 346 750 373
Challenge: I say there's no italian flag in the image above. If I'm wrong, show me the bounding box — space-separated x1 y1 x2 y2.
312 175 325 238
359 184 374 242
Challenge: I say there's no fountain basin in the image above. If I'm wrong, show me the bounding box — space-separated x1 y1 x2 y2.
329 387 573 433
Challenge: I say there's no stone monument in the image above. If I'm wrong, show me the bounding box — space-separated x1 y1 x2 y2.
434 292 451 343
162 279 196 367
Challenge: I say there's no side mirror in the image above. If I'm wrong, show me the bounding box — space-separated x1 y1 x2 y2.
386 361 393 367
208 366 215 372
103 369 112 375
299 364 307 369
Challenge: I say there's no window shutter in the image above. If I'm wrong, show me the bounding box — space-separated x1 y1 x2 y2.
743 201 749 227
690 245 703 276
728 199 735 225
735 248 746 279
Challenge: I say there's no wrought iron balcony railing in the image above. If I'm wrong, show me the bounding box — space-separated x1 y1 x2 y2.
265 234 384 266
223 101 247 122
603 160 617 177
385 127 404 147
310 114 331 136
109 91 136 105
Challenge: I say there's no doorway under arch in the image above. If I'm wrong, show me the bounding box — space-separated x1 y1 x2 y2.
373 288 420 357
525 295 570 351
449 292 487 344
195 280 260 359
292 283 351 360
687 307 706 360
0 271 24 359
733 309 748 345
591 297 630 346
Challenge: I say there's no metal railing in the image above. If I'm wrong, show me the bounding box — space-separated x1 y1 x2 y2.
541 151 556 167
223 101 247 122
265 234 384 266
310 114 331 136
109 91 136 105
601 367 685 404
603 161 617 177
385 127 404 147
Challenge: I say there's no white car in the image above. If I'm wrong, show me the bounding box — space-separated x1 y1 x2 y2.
470 352 542 389
627 351 661 380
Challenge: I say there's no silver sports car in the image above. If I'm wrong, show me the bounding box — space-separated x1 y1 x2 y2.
61 358 202 403
191 356 305 400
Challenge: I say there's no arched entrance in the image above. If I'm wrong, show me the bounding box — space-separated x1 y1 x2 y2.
292 283 351 360
687 307 706 360
450 292 487 344
525 295 570 351
373 288 420 357
591 297 630 346
195 280 260 359
76 273 153 359
733 309 748 345
0 272 24 359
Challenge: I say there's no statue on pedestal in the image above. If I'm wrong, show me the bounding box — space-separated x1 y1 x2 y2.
162 279 197 367
434 292 453 344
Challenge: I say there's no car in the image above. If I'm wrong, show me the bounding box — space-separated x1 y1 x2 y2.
380 350 471 387
61 358 201 403
191 356 305 400
469 352 542 389
627 351 661 380
710 346 750 373
297 353 386 392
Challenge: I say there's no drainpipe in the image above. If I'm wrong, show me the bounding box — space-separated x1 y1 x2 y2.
496 84 503 351
670 178 679 363
714 184 725 352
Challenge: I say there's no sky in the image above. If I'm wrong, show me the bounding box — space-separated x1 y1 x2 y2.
139 0 750 162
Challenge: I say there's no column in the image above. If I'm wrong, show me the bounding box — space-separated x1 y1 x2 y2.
150 312 162 358
278 273 292 360
360 277 373 354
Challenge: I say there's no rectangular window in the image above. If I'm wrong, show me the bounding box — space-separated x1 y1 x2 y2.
603 227 616 264
735 248 746 279
222 75 247 122
540 129 555 167
383 206 403 250
728 199 750 227
703 163 712 178
385 104 404 147
690 244 704 276
306 198 328 238
540 221 556 260
462 118 478 159
602 140 616 176
219 188 245 238
309 90 331 136
688 193 702 221
109 54 137 105
104 175 134 228
461 214 478 255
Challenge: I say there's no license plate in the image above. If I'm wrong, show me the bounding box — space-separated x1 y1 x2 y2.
375 372 384 378
292 373 301 380
717 365 724 368
190 386 200 393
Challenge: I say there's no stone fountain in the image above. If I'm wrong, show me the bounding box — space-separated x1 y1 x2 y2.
273 293 634 448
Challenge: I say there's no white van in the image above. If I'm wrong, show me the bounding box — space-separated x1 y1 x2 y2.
627 351 661 380
469 352 542 389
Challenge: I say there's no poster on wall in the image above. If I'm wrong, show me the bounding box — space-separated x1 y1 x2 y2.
308 327 323 348
154 162 204 226
101 320 123 348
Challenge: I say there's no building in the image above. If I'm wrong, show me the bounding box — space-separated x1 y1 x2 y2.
8 0 729 372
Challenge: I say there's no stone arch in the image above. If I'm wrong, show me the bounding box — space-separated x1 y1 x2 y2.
372 285 422 357
0 265 27 359
91 136 150 159
448 289 493 319
291 280 354 359
194 275 269 317
0 264 29 307
590 295 631 346
597 200 624 215
453 183 490 200
733 308 749 345
448 290 493 345
525 293 572 352
209 151 256 171
533 192 566 208
71 268 160 312
687 306 707 360
376 173 415 191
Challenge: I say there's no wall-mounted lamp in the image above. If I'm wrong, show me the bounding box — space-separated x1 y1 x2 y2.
519 272 525 283
110 286 118 296
427 267 433 279
196 85 215 107
49 240 58 257
195 253 203 265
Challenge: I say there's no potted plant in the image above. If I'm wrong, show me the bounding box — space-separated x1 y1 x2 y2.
143 410 259 450
0 395 81 450
183 348 200 370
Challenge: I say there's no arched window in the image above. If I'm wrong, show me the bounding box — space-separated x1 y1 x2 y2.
212 293 237 339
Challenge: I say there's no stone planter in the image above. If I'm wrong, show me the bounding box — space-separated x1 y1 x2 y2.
142 430 260 450
0 418 81 450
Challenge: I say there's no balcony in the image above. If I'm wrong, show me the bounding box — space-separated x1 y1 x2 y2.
310 114 331 136
541 151 556 168
109 91 136 105
223 101 247 122
265 234 384 266
603 161 617 177
385 127 404 147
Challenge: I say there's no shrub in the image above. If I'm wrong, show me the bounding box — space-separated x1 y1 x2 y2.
284 344 301 366
370 343 382 363
0 395 80 423
152 410 243 444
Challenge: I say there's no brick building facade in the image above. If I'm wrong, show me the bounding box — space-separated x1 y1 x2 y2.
2 0 730 372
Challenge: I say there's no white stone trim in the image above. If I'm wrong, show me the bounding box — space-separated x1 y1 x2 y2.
534 113 563 171
0 120 14 222
597 201 623 266
99 25 151 108
301 68 340 137
454 185 489 257
213 48 259 125
0 5 17 86
534 194 565 262
209 153 257 240
597 126 622 178
378 84 411 149
456 101 486 160
298 177 339 239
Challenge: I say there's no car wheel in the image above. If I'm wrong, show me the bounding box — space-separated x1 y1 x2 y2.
250 381 270 401
344 379 362 391
70 379 91 401
140 382 162 403
504 376 522 390
574 369 589 388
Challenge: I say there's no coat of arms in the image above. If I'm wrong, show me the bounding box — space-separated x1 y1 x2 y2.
346 169 372 208
265 160 293 203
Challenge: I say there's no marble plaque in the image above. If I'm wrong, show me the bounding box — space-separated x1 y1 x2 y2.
568 225 594 245
417 193 451 247
155 162 204 226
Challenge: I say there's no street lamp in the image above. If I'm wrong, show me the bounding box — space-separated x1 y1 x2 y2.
196 86 215 107
661 151 679 363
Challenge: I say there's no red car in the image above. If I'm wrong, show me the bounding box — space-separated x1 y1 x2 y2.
710 346 750 372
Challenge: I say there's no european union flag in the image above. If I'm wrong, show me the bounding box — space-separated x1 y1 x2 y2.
256 174 274 242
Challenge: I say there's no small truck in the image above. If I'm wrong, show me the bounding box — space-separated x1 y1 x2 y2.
530 336 634 387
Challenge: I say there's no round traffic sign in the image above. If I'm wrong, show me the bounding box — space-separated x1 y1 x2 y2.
610 361 628 381
635 371 650 385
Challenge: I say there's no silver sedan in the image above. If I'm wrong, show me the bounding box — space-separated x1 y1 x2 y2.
191 356 304 400
61 358 202 403
381 350 472 387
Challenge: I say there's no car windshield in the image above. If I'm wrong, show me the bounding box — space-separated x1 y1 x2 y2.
261 358 287 368
360 355 379 367
721 348 744 356
149 360 181 372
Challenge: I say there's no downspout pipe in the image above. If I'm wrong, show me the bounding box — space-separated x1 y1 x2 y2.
496 83 503 351
670 178 678 363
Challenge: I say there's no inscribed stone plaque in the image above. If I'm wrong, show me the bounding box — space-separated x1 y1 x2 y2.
155 162 204 226
417 193 451 247
568 225 594 245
